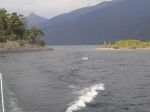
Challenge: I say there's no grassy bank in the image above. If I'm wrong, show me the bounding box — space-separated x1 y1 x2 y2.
101 40 150 50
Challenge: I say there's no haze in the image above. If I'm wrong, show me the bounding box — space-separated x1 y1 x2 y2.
0 0 112 18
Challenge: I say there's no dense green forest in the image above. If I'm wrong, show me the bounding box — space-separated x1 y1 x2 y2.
0 8 45 46
102 40 150 49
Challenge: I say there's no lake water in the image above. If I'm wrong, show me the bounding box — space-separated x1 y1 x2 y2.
0 45 150 112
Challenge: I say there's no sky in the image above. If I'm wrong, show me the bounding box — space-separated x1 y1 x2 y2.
0 0 112 19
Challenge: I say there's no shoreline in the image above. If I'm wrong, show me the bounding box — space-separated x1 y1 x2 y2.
95 48 121 51
0 41 53 52
0 46 53 52
95 48 150 51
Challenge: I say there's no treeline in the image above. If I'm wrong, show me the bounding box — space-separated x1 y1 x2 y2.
102 40 150 49
0 8 45 46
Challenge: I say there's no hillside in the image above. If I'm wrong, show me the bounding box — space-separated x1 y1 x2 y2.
34 0 123 28
40 0 150 45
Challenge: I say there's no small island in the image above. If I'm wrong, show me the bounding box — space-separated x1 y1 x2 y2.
96 40 150 50
0 8 52 52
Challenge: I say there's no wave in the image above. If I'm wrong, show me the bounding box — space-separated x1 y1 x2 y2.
82 57 88 60
4 90 23 112
69 85 80 89
66 83 105 112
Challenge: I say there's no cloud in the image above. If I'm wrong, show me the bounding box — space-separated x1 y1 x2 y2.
0 0 113 18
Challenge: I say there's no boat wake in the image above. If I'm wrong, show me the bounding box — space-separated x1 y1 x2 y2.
82 57 88 60
66 83 105 112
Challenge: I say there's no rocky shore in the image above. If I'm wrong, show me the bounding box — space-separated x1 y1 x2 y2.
0 41 53 52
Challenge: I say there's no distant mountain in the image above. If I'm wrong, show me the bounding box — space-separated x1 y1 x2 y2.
41 0 150 45
26 13 47 27
35 0 123 28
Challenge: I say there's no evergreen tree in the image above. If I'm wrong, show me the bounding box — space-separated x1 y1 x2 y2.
102 41 107 48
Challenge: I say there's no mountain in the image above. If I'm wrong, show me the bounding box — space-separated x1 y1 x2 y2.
26 12 47 27
41 0 150 45
35 0 123 28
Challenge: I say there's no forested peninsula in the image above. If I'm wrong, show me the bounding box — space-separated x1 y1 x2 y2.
97 40 150 50
0 8 52 51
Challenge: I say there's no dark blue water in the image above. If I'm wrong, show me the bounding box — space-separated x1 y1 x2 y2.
0 45 150 112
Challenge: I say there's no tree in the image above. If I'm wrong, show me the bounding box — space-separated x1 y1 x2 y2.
102 41 107 48
7 12 27 39
0 8 8 31
29 27 45 45
108 41 111 48
0 8 45 46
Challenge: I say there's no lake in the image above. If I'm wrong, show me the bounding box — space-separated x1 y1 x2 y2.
0 45 150 112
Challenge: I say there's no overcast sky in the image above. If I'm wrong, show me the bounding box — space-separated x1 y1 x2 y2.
0 0 112 19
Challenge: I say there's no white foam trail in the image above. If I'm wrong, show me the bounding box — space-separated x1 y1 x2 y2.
82 57 88 60
69 85 79 89
66 83 105 112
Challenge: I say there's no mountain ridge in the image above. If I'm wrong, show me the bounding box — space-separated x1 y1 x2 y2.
34 0 123 28
37 0 150 45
